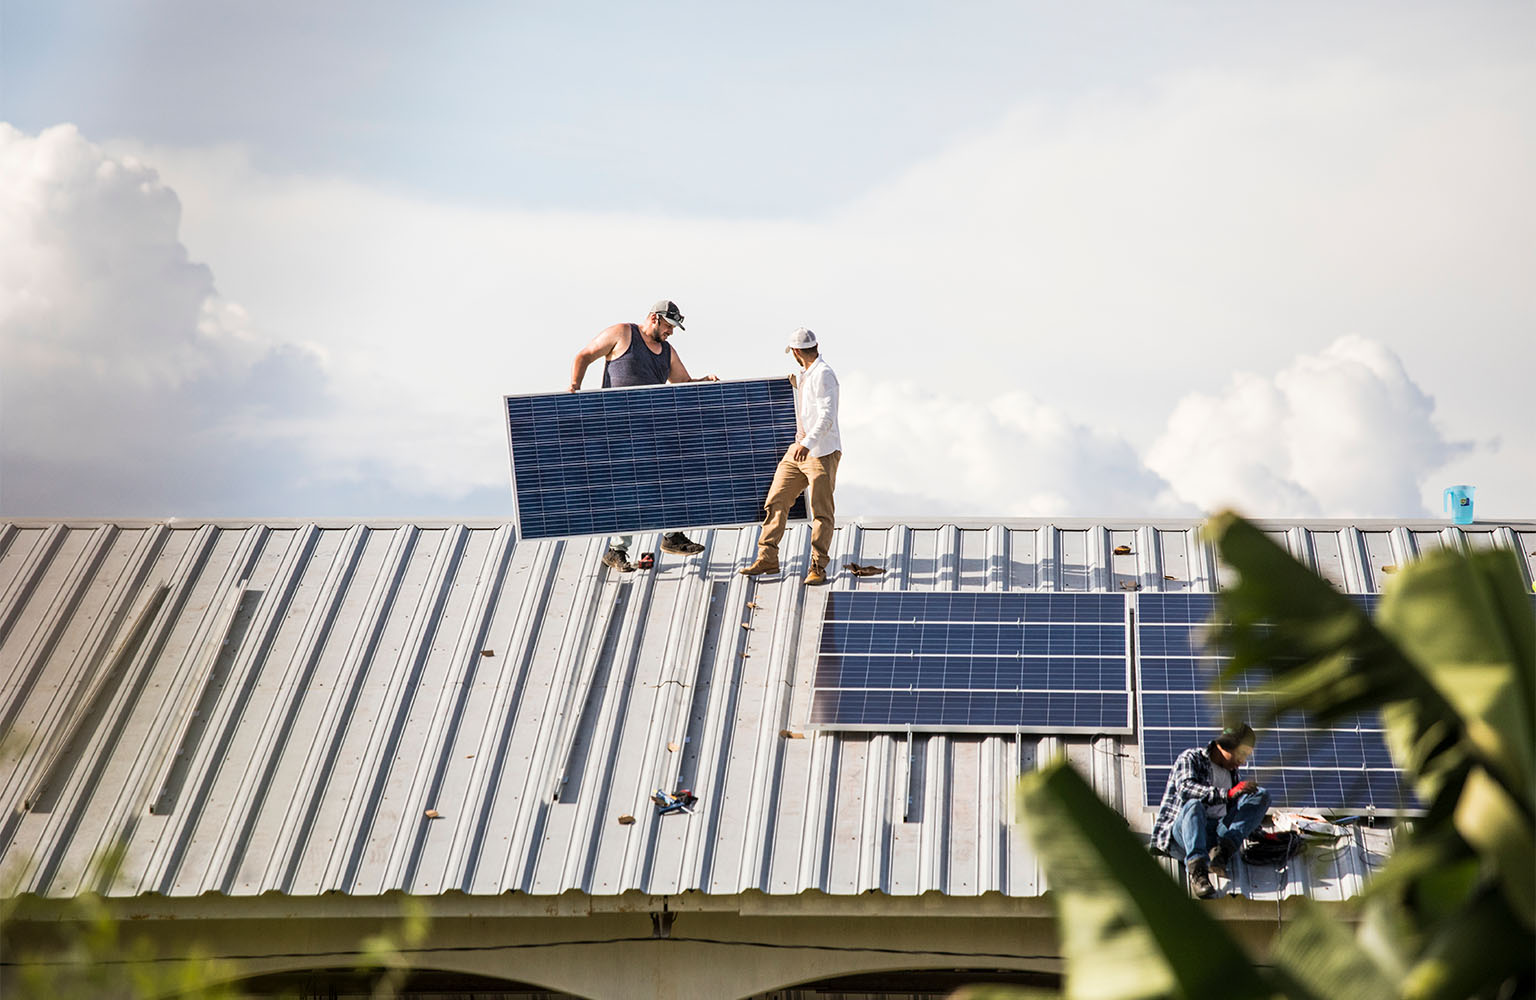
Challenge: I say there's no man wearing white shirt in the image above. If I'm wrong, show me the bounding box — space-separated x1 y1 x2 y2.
740 328 842 585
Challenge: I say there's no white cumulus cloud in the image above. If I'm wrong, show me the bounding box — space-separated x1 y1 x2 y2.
121 53 1530 518
0 124 343 514
837 375 1192 518
1146 335 1467 517
0 125 500 516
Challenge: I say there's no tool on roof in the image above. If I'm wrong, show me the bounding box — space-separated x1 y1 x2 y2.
637 552 655 570
651 788 698 815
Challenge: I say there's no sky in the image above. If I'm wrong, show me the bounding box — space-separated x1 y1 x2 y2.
1 1 1532 522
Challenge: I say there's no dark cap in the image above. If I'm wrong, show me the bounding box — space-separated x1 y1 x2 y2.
649 300 685 330
1214 722 1256 750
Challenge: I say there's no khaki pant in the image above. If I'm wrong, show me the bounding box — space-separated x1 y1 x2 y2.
757 450 841 570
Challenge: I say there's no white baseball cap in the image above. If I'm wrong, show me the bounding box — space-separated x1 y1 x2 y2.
785 327 818 353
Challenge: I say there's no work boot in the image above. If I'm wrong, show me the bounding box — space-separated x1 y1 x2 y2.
660 532 705 555
1187 858 1217 899
738 555 780 576
602 547 635 573
1209 840 1236 878
804 564 829 586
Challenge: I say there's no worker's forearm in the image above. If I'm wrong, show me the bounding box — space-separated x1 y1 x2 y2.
570 356 592 391
1180 781 1221 804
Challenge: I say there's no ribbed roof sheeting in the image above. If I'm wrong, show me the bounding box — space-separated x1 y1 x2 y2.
0 517 1531 902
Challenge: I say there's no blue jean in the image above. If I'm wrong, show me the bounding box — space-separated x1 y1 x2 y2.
1170 788 1271 861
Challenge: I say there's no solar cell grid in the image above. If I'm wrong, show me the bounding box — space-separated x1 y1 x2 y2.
1136 593 1416 812
809 591 1133 733
824 591 1124 623
505 378 807 540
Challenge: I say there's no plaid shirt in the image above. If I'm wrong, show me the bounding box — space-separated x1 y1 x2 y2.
1150 741 1242 855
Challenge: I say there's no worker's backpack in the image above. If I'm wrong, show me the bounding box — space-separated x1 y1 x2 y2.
1240 830 1306 866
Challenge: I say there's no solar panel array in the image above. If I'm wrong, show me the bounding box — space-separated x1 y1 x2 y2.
505 378 806 540
1137 593 1413 812
809 592 1132 732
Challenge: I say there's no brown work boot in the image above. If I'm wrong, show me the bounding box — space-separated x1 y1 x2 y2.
738 555 780 576
1209 841 1235 878
602 548 635 573
1187 858 1217 899
804 564 829 586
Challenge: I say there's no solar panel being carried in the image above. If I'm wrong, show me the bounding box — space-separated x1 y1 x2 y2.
1137 593 1415 812
809 592 1133 732
505 378 806 540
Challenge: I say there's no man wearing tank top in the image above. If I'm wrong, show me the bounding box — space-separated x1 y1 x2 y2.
568 300 718 572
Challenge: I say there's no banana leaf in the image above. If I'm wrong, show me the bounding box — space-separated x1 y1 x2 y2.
1016 760 1277 1000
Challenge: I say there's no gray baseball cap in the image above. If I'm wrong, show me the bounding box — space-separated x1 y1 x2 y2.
649 300 685 330
785 327 818 352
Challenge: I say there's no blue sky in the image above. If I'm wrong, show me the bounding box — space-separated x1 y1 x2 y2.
13 1 1528 216
2 1 1532 519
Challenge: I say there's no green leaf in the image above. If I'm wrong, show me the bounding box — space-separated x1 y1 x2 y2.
1017 761 1273 1000
1378 548 1533 809
1269 898 1395 1000
1451 767 1535 927
1375 548 1536 927
1398 884 1532 1000
1207 512 1536 996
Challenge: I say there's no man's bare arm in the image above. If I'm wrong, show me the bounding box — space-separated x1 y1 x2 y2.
569 324 628 391
668 346 718 384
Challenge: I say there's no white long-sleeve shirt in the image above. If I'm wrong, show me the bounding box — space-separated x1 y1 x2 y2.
795 356 841 458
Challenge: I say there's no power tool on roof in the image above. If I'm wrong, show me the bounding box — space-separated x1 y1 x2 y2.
651 788 697 815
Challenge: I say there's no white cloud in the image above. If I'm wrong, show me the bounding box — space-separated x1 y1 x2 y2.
0 125 471 516
1146 336 1467 517
4 40 1530 518
120 55 1529 517
0 125 321 512
837 375 1191 518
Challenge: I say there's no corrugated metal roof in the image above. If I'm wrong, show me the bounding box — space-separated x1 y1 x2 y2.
1 516 1531 903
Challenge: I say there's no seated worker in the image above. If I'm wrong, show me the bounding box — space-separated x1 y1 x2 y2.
567 299 718 571
739 327 841 586
1150 723 1272 899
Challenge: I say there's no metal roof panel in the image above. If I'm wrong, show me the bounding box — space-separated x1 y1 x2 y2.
2 515 1530 905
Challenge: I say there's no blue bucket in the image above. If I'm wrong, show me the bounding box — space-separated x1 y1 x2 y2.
1443 484 1476 525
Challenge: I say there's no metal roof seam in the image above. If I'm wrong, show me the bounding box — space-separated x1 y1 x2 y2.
36 524 221 895
344 524 471 895
454 537 558 893
397 525 517 894
248 522 371 892
317 523 425 892
278 523 414 895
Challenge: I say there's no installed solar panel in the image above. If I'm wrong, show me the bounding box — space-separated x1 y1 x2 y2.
505 378 806 540
809 592 1133 733
1137 593 1415 812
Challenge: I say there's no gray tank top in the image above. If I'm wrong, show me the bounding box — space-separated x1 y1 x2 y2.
602 324 672 388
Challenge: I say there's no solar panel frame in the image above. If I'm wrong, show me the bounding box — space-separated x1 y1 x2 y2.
504 377 808 541
806 591 1135 735
1134 592 1419 815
